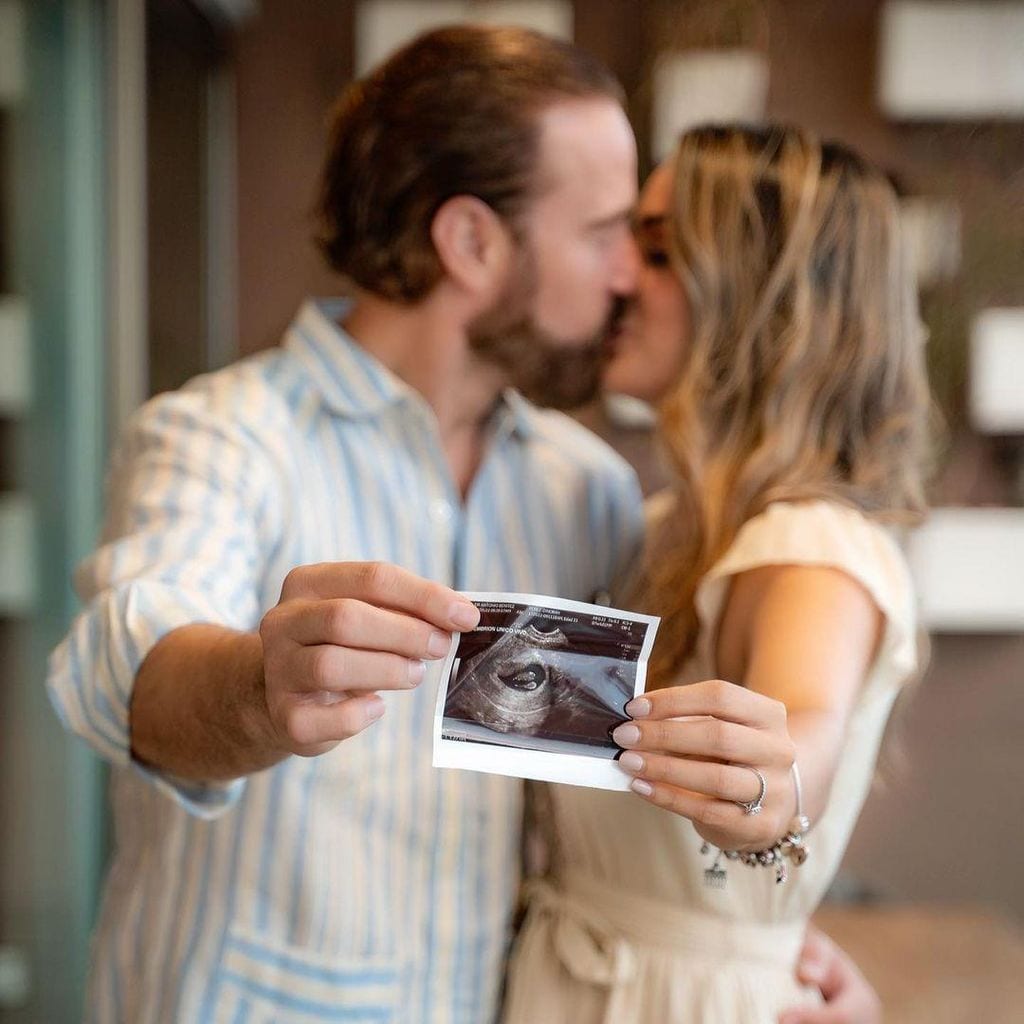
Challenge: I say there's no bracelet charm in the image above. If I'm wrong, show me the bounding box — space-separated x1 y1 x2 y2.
701 764 811 888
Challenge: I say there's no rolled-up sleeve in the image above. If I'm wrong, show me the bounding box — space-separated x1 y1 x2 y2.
46 385 280 817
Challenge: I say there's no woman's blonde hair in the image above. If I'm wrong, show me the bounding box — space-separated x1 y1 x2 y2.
644 124 932 686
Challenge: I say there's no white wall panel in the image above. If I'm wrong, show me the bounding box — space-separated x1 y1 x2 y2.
879 2 1024 119
970 308 1024 434
909 508 1024 631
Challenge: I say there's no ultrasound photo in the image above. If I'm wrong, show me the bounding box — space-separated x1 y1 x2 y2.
432 593 659 790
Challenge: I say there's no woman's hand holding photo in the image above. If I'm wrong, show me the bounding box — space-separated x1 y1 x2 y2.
613 678 799 851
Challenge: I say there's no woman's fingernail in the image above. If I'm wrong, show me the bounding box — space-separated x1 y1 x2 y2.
449 602 479 631
408 660 426 686
619 751 645 774
427 631 450 658
366 698 386 723
625 697 651 718
630 778 653 797
612 723 641 747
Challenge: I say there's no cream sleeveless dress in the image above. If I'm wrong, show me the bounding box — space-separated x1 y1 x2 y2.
501 499 919 1024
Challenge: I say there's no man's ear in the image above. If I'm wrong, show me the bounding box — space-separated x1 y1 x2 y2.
431 195 513 295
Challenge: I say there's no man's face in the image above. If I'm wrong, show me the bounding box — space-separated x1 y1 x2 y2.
469 97 639 409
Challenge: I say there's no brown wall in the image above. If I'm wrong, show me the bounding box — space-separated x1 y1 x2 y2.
235 2 357 353
231 0 1024 921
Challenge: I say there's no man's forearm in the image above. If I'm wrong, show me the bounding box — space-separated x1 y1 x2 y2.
129 623 286 782
128 565 480 782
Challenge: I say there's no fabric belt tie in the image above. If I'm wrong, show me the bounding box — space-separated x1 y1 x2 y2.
521 874 807 1024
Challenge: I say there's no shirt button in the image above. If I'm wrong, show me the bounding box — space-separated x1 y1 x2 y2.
430 498 455 524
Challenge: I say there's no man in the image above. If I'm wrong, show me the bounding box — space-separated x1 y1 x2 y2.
49 25 877 1023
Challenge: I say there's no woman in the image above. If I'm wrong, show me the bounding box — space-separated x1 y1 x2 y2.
502 124 930 1022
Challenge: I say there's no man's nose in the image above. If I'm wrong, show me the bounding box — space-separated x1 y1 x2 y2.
610 230 641 296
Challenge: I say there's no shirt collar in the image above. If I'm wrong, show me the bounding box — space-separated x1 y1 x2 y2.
498 387 541 442
285 298 410 419
285 298 538 440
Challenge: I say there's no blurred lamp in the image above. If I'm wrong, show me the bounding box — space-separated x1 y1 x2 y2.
651 49 769 163
356 0 573 77
900 198 961 287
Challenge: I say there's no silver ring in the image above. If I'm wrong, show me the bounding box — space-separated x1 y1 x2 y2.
735 767 767 816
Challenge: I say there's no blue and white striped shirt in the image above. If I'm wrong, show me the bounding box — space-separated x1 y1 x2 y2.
47 299 643 1024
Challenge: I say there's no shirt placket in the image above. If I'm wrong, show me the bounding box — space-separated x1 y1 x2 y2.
401 399 519 591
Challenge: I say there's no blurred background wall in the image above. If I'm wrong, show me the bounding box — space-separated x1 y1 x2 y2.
1 1 1022 1020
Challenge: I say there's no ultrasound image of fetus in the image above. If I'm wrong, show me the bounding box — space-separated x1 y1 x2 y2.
444 612 632 748
446 620 568 735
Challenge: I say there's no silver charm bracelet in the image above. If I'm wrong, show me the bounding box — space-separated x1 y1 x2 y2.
702 762 811 888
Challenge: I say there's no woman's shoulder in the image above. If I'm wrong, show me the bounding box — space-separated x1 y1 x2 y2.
722 500 909 577
645 493 910 579
698 500 920 687
709 499 917 643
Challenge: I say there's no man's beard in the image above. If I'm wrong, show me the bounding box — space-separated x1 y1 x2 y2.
468 251 623 411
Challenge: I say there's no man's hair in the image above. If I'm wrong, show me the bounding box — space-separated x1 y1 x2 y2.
316 24 623 302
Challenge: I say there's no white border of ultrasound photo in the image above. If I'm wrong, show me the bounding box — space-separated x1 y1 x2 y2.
431 592 660 791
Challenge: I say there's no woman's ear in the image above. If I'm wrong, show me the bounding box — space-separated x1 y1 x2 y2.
430 195 514 295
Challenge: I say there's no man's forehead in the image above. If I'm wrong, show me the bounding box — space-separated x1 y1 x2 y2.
533 96 637 202
535 94 632 136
